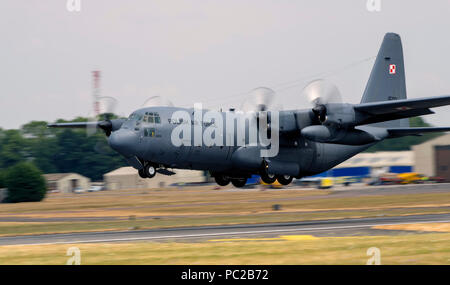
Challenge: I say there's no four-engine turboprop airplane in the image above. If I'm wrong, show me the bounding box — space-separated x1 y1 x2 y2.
49 33 450 187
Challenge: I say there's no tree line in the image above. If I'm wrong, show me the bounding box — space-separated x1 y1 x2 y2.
0 117 127 182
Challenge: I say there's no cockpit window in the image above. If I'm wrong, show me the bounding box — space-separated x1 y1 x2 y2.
143 112 161 124
128 113 143 121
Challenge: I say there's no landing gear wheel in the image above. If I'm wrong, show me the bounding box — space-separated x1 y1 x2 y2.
144 163 156 178
138 168 147 179
260 161 276 184
231 178 247 188
260 171 276 184
259 164 276 184
277 175 293 185
215 175 230 186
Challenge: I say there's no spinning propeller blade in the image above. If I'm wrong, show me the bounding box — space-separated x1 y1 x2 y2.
301 79 342 123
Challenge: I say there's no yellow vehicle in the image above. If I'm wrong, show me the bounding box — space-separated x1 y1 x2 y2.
397 172 425 184
318 177 334 189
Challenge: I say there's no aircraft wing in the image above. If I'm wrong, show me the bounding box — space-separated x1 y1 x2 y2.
47 122 99 128
355 95 450 115
386 127 450 137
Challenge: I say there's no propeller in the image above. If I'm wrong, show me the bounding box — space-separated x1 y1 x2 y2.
241 87 277 112
142 95 174 108
87 96 119 137
301 79 342 123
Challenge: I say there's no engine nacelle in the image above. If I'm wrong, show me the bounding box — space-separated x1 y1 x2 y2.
321 103 356 128
301 125 383 145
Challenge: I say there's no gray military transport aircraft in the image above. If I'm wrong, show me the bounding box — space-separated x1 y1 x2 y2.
49 33 450 188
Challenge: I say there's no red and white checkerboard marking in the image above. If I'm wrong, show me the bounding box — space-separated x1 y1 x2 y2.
389 64 396 74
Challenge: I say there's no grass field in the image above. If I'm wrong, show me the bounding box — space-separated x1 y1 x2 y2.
1 232 449 265
0 186 450 236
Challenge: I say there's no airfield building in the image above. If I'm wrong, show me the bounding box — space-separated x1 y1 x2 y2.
317 151 414 178
44 173 91 193
104 167 206 190
413 134 450 181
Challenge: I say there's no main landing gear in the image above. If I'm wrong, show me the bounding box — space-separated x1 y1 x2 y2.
259 161 276 184
214 174 248 188
276 175 293 185
231 178 247 188
259 161 294 186
138 163 157 179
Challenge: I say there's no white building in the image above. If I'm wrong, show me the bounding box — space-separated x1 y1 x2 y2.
330 151 414 177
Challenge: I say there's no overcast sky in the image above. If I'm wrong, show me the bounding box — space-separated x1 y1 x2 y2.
1 0 450 129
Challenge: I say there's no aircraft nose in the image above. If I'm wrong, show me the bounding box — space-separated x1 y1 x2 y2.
108 129 138 157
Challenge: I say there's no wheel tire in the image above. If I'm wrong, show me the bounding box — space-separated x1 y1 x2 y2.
277 175 293 185
144 163 156 178
215 175 230 186
138 168 147 179
231 178 247 188
260 169 276 184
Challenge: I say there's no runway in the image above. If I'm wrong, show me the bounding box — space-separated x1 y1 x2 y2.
1 213 449 246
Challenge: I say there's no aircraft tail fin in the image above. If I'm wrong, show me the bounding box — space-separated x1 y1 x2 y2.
361 33 409 128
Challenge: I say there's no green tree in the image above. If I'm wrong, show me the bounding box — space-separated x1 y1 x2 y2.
0 130 28 168
21 121 58 174
4 162 47 203
366 117 441 152
52 129 126 181
0 170 5 188
22 121 54 138
15 116 127 181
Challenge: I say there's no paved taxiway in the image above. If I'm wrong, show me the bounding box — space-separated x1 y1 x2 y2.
1 213 449 246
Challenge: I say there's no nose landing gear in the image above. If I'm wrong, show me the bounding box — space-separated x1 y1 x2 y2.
138 162 157 178
214 175 230 186
138 168 147 179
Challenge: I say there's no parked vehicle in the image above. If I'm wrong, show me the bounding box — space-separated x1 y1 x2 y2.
318 177 333 189
73 187 85 194
368 172 445 186
88 185 103 192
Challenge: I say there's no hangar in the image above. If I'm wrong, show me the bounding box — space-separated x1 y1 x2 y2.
43 173 91 193
104 167 206 190
413 134 450 181
318 151 414 178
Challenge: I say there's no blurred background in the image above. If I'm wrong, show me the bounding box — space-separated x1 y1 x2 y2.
0 1 450 265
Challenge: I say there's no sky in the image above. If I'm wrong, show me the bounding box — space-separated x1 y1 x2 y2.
1 0 450 129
